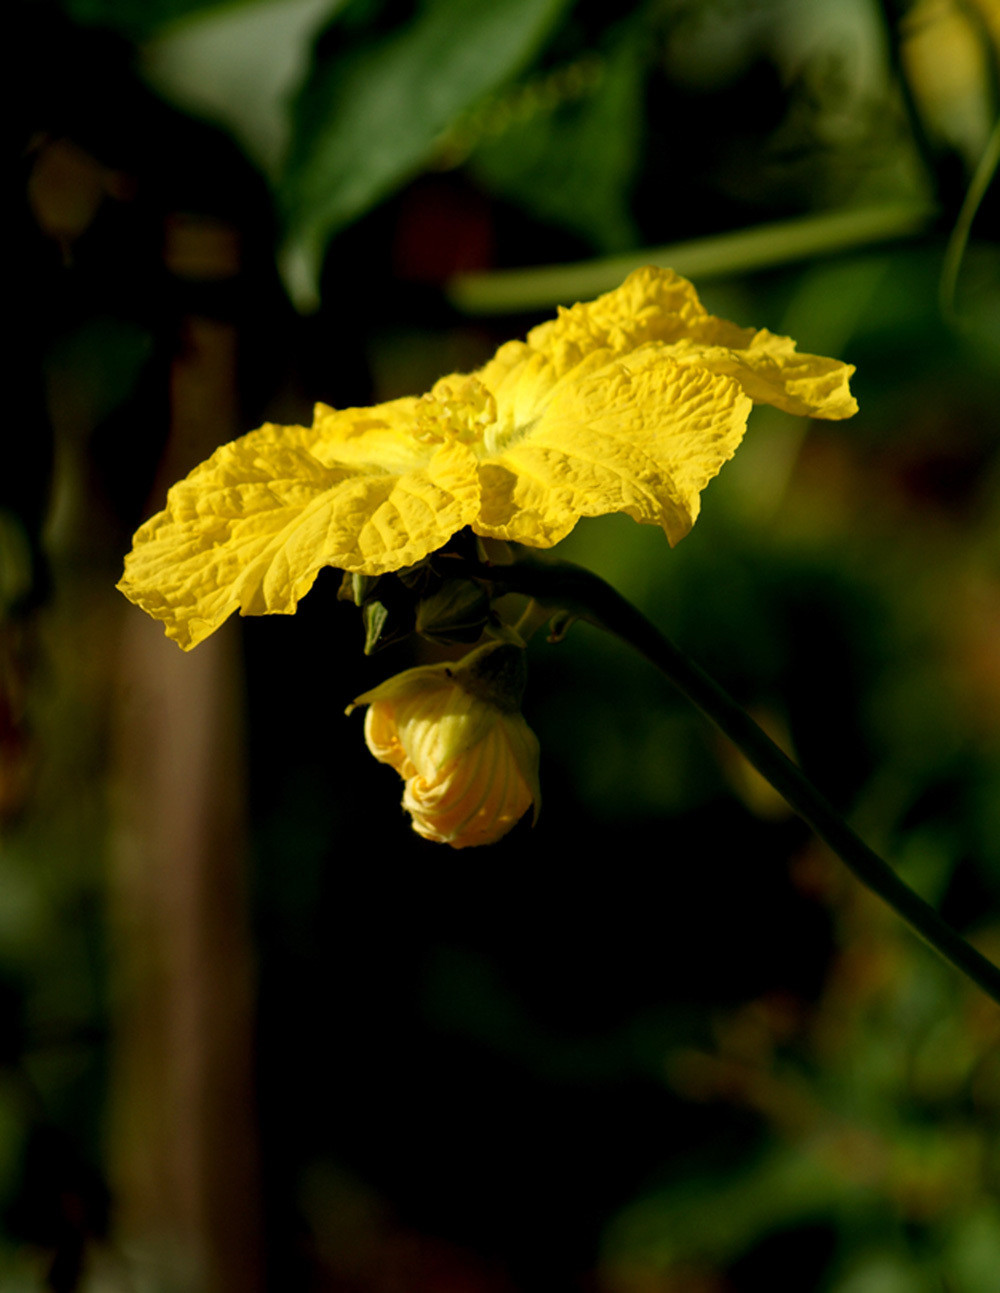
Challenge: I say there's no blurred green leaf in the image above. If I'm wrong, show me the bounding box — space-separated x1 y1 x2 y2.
140 0 342 179
466 23 645 253
0 511 34 615
46 317 154 431
602 1145 857 1274
279 0 572 308
832 1251 937 1293
943 1208 1000 1293
62 0 266 40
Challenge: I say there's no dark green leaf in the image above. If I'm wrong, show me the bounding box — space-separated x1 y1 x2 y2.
61 0 267 40
279 0 573 306
466 24 645 253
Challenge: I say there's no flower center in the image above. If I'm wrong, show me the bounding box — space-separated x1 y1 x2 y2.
414 376 497 447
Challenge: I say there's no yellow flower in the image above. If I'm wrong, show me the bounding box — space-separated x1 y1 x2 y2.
118 267 857 649
347 641 541 849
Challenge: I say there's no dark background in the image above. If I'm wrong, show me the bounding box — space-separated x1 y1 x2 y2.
4 1 999 1289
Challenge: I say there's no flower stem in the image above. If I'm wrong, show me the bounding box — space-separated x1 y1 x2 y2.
447 203 935 315
457 553 1000 1004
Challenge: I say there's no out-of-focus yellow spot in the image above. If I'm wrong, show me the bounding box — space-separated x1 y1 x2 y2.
902 0 998 163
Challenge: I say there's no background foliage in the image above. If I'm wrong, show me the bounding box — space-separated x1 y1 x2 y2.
4 0 999 1289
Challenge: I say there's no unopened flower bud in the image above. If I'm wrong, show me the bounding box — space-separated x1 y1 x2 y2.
347 640 540 848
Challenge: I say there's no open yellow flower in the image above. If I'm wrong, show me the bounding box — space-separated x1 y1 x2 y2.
347 641 540 848
118 267 858 649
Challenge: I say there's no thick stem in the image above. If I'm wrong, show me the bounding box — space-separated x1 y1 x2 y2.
456 554 1000 1004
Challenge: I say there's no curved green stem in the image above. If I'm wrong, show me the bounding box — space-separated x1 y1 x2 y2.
940 115 1000 323
454 553 1000 1004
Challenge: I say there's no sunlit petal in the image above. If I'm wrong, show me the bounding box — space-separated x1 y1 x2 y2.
120 267 858 647
477 348 752 547
526 266 857 418
118 421 480 649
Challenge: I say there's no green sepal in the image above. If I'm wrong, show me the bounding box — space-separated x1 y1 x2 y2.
415 578 491 645
339 571 383 606
362 596 416 654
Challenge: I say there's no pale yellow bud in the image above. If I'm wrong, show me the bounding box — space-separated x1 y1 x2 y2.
347 642 540 848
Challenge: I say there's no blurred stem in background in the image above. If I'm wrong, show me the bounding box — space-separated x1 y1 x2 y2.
940 114 1000 320
446 202 938 314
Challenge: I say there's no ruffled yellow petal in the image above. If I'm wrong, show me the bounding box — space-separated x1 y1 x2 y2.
475 345 752 547
119 265 858 648
117 419 480 649
526 266 724 357
525 266 858 419
310 396 429 470
664 330 858 419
